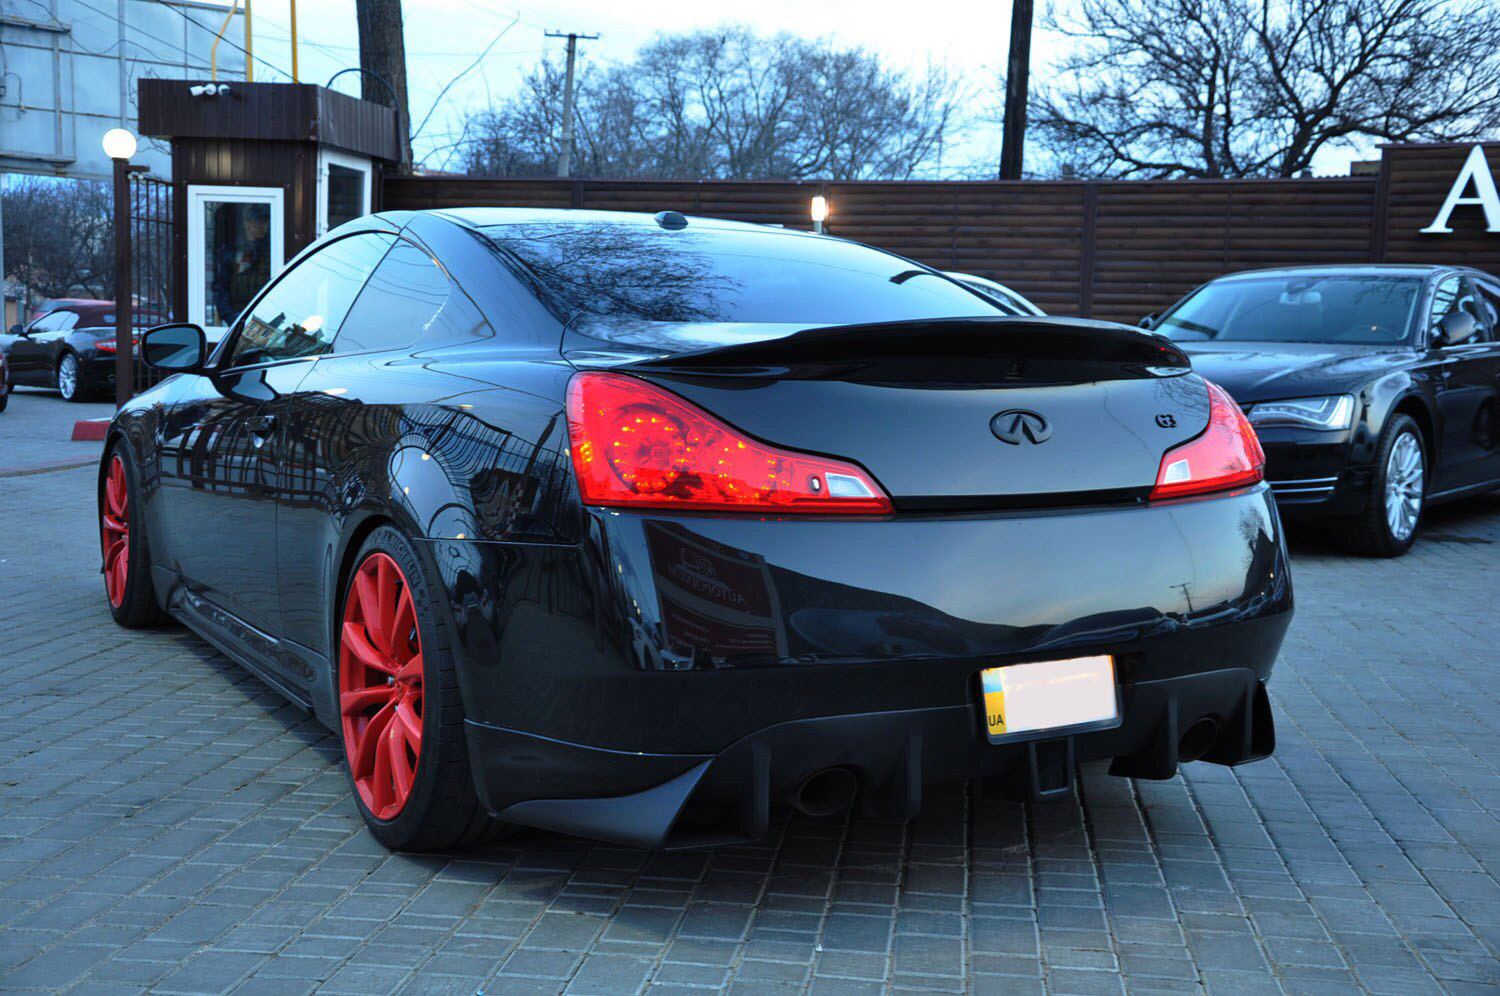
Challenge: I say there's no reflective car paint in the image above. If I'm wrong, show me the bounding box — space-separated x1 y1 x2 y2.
105 209 1293 848
1155 265 1500 512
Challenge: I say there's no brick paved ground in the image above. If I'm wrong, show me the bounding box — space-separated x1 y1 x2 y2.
2 462 1498 995
0 389 113 475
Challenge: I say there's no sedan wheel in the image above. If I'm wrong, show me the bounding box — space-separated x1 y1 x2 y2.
1383 431 1424 542
57 352 80 401
1337 413 1426 557
340 552 425 821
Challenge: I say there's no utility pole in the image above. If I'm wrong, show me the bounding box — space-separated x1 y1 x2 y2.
356 0 412 169
545 30 598 178
999 0 1033 180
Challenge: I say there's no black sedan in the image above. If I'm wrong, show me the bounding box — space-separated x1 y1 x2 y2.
3 300 160 402
102 209 1291 851
1148 265 1500 556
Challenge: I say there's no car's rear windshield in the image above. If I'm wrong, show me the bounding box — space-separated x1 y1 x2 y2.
477 222 1000 326
1156 275 1423 345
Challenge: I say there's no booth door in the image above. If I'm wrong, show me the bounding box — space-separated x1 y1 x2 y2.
187 185 286 345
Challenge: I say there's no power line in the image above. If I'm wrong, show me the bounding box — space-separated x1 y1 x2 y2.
144 0 295 80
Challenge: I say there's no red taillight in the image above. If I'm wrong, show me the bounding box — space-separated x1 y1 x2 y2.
1150 380 1265 500
566 371 892 514
95 339 138 354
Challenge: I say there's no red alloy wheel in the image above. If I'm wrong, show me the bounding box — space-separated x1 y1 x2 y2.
339 552 424 820
101 456 130 608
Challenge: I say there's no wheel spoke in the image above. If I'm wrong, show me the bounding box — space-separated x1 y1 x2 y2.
393 589 417 658
377 559 399 652
394 652 423 684
342 620 395 675
353 700 395 778
354 570 385 652
394 699 422 753
386 722 414 802
340 685 394 716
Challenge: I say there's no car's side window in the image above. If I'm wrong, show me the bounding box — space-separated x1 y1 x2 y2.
1428 275 1462 328
1470 280 1500 342
30 310 78 334
227 232 394 368
333 239 475 354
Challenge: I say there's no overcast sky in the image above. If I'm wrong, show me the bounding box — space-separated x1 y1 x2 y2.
226 0 1370 177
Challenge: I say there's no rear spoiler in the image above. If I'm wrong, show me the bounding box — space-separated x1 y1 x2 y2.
611 317 1191 385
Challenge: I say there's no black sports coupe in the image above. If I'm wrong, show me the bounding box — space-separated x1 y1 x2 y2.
102 209 1291 851
1147 265 1500 556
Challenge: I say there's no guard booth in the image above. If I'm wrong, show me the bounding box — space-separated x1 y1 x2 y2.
138 80 400 340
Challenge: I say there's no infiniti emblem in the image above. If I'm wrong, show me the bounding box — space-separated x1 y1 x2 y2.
990 409 1052 445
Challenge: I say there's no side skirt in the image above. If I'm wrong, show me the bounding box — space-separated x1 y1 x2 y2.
167 585 315 713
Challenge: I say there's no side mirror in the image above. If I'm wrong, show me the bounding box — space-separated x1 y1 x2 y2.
1139 314 1157 330
142 323 207 371
11 323 28 337
1434 311 1477 348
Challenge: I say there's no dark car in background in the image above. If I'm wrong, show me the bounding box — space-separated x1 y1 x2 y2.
1148 265 1500 556
100 209 1291 852
0 348 10 413
2 299 164 402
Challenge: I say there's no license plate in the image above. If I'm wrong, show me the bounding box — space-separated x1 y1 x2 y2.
980 655 1118 742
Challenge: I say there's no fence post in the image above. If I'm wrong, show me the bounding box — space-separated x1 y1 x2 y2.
1079 183 1098 319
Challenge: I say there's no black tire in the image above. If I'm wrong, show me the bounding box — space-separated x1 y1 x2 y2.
335 525 512 851
1336 414 1426 557
0 372 8 413
57 351 89 402
100 442 171 627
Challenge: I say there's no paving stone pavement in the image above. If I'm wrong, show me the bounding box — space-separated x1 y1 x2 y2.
2 463 1498 995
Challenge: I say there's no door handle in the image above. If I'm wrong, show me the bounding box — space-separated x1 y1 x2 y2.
246 414 276 435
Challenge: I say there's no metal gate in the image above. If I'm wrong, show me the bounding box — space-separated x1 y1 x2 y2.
127 173 174 395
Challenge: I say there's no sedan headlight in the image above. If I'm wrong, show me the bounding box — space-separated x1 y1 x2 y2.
1245 394 1356 430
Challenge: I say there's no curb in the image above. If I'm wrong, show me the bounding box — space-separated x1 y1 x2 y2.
0 458 98 478
72 419 111 442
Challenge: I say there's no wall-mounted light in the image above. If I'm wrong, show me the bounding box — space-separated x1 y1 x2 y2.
810 195 829 234
101 128 137 161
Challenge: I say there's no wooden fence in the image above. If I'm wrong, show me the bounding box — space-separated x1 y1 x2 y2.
384 142 1500 323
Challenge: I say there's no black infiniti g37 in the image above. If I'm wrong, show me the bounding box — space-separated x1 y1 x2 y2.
101 209 1291 851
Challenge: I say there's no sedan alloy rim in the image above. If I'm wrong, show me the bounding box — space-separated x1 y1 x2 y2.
339 552 424 820
1384 432 1424 541
101 456 130 608
59 355 77 399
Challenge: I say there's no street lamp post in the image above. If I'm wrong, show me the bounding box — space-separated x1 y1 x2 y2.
810 194 829 235
102 128 142 408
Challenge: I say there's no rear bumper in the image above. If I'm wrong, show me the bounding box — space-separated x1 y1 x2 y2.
466 662 1276 850
434 484 1293 847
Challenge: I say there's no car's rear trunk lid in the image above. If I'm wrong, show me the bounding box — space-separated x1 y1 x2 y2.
565 317 1211 506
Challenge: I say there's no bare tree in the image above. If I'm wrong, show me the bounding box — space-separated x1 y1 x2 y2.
1034 0 1500 178
356 0 412 169
458 27 964 180
2 177 115 309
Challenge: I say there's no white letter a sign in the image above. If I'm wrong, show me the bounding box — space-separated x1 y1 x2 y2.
1421 145 1500 234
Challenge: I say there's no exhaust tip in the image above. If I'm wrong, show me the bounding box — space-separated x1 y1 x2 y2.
790 767 857 817
1178 717 1221 763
